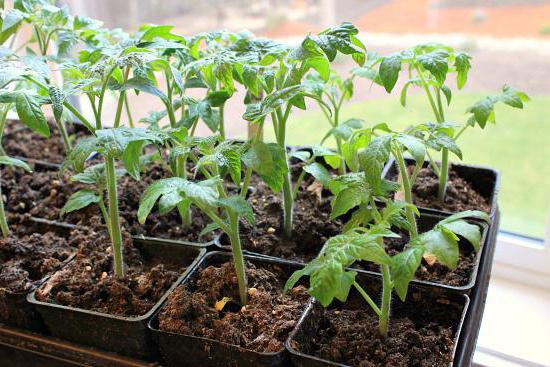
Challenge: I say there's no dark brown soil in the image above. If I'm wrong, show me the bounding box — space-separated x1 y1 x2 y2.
389 164 491 213
3 121 90 164
357 229 478 287
0 226 75 294
35 228 184 317
293 285 462 366
221 163 342 261
158 259 309 353
0 162 217 243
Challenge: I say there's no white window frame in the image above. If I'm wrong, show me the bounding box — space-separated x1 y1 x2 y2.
492 224 550 290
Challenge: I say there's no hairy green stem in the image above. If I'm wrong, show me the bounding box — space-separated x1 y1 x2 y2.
454 124 468 140
219 103 226 140
240 167 252 198
438 149 449 201
425 150 440 177
53 116 72 153
0 174 9 238
379 265 392 338
394 148 418 239
228 210 248 305
435 89 449 201
114 68 131 128
124 94 134 128
97 197 112 238
105 155 124 278
275 105 294 237
97 69 116 130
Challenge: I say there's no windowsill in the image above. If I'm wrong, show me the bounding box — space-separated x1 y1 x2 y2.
473 276 550 367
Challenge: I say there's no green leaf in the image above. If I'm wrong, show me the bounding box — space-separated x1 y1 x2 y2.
123 140 145 180
284 259 356 307
121 77 167 102
441 85 452 105
290 150 311 162
49 86 65 122
62 138 99 173
396 134 425 164
0 156 31 171
303 162 331 186
417 51 449 85
242 142 287 192
219 196 255 225
1 9 25 33
96 127 166 158
15 93 50 138
427 133 462 159
500 85 530 109
60 189 100 216
391 246 424 301
454 52 471 90
358 134 391 194
379 54 402 93
466 96 496 129
441 220 482 252
330 186 369 219
138 177 219 224
418 228 459 270
314 22 365 65
400 79 419 107
206 89 232 107
440 210 490 224
242 85 303 122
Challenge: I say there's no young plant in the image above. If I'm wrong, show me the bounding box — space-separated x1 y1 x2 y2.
61 127 167 277
286 186 489 337
303 70 359 175
138 134 257 305
243 22 366 236
286 125 490 335
359 44 529 200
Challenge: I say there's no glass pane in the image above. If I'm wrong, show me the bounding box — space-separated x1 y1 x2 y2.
60 0 550 238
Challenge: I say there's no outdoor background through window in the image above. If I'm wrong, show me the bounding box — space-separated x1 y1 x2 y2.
61 0 550 238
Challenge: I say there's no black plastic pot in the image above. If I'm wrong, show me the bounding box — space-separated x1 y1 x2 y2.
286 272 470 367
453 207 500 366
27 240 206 360
148 251 309 367
0 218 76 331
382 157 500 219
353 213 489 294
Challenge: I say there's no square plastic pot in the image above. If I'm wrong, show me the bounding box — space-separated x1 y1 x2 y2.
0 218 76 331
27 239 206 360
148 251 309 367
286 272 470 367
